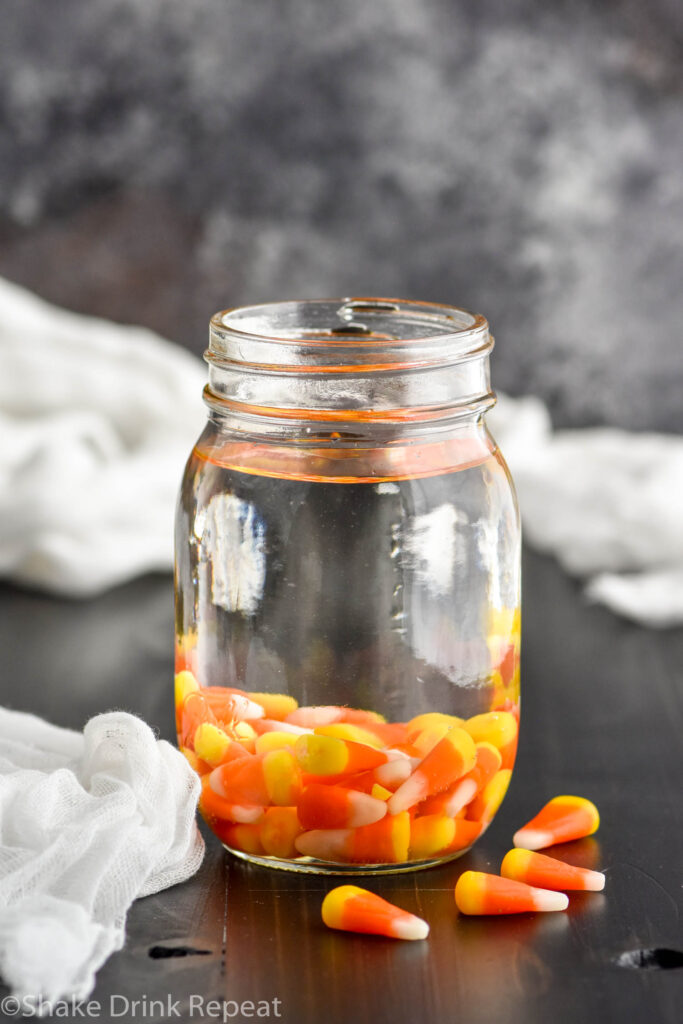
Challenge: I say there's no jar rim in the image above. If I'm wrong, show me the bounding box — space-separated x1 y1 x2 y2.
209 297 491 369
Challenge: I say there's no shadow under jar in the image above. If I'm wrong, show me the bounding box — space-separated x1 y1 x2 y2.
175 298 521 873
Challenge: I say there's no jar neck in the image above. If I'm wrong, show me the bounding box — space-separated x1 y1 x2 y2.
204 298 496 444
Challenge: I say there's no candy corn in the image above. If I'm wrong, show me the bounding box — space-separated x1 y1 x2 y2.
455 871 568 915
209 749 301 806
322 886 429 940
296 811 411 864
294 734 388 776
199 777 265 824
513 796 600 850
388 728 477 815
297 784 388 829
501 849 605 892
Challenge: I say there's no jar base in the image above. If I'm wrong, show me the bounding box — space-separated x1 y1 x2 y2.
223 845 473 875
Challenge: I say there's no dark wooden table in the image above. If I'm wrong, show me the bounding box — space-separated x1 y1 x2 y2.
1 549 681 1023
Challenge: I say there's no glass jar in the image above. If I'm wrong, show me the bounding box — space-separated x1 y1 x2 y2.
175 298 520 874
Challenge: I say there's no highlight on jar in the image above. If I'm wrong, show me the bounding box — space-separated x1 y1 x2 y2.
175 617 519 871
173 298 522 873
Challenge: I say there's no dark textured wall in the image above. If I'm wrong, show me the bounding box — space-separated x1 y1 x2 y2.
1 1 682 430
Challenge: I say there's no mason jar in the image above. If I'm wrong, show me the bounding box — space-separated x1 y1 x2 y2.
174 298 520 873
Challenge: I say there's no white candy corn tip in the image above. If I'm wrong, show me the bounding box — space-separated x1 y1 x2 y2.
530 887 569 912
392 916 430 941
513 828 553 851
232 695 266 721
387 775 424 815
231 805 265 824
445 777 478 816
585 870 606 892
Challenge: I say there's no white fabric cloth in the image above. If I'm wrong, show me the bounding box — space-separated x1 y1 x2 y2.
1 275 683 625
488 395 683 627
0 276 205 596
0 708 204 1003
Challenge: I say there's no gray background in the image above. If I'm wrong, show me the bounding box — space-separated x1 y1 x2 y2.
1 0 681 430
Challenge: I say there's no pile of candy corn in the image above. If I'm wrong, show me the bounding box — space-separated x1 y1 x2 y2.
322 795 603 939
175 670 519 865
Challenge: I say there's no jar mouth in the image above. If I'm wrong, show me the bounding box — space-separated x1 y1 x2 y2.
205 297 495 428
208 297 491 371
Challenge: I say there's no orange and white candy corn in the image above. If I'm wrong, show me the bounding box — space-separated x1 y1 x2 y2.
455 871 568 915
513 796 600 850
294 734 388 776
297 783 388 830
322 886 429 940
209 748 302 806
501 849 605 892
296 811 411 864
199 776 265 825
387 727 477 815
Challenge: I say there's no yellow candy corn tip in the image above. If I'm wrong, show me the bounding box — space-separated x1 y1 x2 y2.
500 848 534 875
263 749 299 803
321 886 366 928
371 784 392 801
174 670 199 706
193 722 232 765
463 711 518 748
409 816 456 860
255 732 298 754
295 734 348 775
